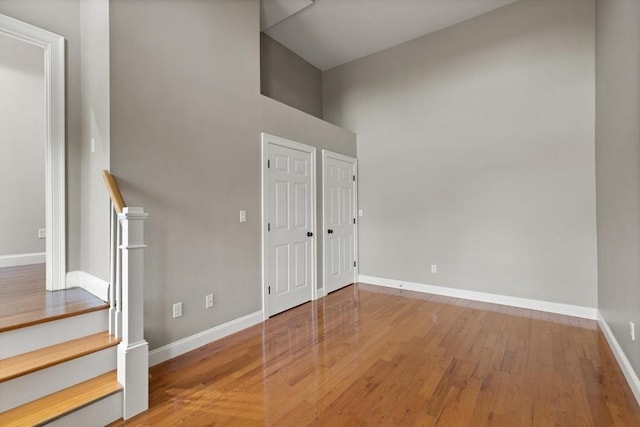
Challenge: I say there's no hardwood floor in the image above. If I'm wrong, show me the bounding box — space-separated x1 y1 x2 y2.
0 264 108 332
111 283 640 426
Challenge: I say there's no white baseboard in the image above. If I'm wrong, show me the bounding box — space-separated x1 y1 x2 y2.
0 252 46 268
358 275 598 320
148 310 263 366
66 271 109 302
597 311 640 406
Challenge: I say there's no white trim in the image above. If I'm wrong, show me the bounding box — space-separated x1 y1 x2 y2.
321 150 358 295
261 133 317 319
0 14 66 291
66 270 110 302
0 310 108 359
597 311 640 406
0 252 46 268
45 390 123 427
359 275 598 320
149 310 263 366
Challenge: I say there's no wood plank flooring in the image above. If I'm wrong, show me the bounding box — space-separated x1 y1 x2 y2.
0 264 108 332
111 283 640 426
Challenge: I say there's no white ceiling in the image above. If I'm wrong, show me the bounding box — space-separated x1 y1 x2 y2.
260 0 313 31
263 0 518 71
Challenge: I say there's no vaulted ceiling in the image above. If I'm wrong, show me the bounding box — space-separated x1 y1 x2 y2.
261 0 518 70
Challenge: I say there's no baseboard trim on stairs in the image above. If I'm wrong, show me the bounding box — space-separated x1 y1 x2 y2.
358 275 598 320
148 310 263 366
0 253 46 268
66 271 109 302
597 311 640 406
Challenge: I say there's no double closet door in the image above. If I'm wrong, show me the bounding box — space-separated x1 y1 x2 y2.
263 134 357 317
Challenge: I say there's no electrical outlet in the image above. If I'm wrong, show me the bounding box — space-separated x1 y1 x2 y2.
631 321 636 341
38 229 46 239
431 264 437 273
239 210 247 223
358 209 364 217
205 294 214 308
173 302 182 318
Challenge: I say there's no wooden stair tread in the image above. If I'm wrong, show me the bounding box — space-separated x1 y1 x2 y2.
0 275 110 332
0 332 120 382
0 371 121 426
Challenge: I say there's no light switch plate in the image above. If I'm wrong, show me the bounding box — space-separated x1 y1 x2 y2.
239 210 247 222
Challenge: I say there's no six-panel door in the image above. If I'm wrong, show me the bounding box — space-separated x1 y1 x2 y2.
324 153 357 294
267 142 314 316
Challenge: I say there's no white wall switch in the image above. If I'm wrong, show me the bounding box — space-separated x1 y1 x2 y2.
431 264 437 273
38 229 46 239
173 302 182 318
631 321 636 341
358 209 364 217
206 294 214 308
239 210 247 222
90 137 95 153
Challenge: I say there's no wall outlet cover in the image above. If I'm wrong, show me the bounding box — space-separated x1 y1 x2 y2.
173 302 183 318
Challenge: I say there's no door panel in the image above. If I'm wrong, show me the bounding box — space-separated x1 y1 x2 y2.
323 152 357 294
267 140 314 316
274 244 289 294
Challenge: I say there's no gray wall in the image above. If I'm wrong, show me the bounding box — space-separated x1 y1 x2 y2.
0 0 83 272
0 35 45 257
324 0 598 307
109 0 355 349
80 0 111 281
595 0 640 376
261 32 323 119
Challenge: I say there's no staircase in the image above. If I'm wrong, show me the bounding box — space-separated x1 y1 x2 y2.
0 302 123 426
0 171 149 425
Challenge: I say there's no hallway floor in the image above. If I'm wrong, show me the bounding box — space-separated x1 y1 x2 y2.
0 264 106 332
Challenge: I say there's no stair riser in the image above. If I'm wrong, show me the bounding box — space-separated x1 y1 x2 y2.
44 391 123 427
0 310 108 359
0 347 117 412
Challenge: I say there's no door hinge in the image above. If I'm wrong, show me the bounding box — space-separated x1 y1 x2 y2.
268 223 271 231
267 159 270 168
354 261 357 267
353 175 356 181
353 218 356 224
268 286 271 295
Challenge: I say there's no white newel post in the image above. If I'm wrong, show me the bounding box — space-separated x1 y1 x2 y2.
117 207 149 419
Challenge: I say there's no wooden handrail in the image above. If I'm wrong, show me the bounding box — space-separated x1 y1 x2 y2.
102 170 126 214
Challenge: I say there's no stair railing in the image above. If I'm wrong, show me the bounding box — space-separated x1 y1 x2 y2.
102 170 149 419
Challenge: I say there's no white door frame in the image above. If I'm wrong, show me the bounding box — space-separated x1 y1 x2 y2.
321 150 358 295
0 14 66 290
261 133 317 319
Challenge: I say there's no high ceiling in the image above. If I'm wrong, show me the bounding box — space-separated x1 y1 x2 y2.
262 0 518 71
